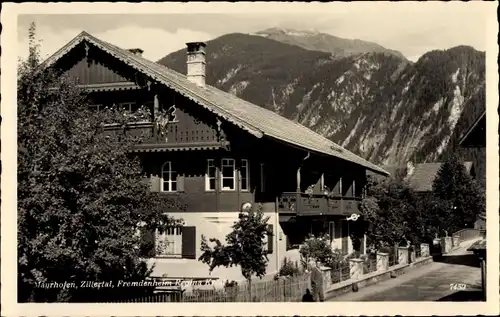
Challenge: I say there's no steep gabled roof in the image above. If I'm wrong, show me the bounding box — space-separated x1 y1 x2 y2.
407 161 473 192
42 31 388 175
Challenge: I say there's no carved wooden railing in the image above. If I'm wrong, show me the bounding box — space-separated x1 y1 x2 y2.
102 121 219 145
278 192 361 216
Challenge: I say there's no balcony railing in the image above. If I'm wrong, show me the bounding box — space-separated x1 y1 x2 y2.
277 192 362 216
102 121 219 145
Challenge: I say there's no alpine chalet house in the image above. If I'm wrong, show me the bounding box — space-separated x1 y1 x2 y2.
42 32 388 282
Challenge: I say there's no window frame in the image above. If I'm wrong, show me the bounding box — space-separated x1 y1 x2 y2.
161 161 177 193
205 159 216 192
220 158 236 191
155 226 183 258
90 104 103 112
118 101 136 112
240 159 250 192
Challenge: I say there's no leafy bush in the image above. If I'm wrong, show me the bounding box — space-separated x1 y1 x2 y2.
298 234 344 270
278 257 301 277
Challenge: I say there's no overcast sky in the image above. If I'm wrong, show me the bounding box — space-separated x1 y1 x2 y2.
17 3 490 63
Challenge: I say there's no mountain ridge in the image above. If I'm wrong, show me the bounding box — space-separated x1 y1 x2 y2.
254 27 408 61
157 32 485 186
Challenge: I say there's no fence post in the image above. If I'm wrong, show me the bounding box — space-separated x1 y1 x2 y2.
420 243 430 257
452 235 460 248
320 266 332 293
397 246 409 265
410 247 416 263
349 258 364 279
282 277 287 301
442 236 452 254
376 252 389 272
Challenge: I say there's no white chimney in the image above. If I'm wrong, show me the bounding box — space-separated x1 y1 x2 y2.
128 48 144 57
186 42 207 87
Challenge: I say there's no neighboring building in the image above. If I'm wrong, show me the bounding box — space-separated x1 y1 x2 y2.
43 32 388 281
405 161 475 194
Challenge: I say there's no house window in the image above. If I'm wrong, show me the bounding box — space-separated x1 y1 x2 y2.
161 161 177 192
240 159 249 191
155 226 182 257
206 159 216 191
221 158 236 191
90 104 103 112
118 102 140 113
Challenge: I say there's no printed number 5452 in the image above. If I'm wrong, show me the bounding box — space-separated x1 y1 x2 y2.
450 283 466 290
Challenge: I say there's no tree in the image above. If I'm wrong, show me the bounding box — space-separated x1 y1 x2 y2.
198 203 270 300
432 154 485 233
298 234 343 269
416 194 454 240
17 23 183 302
360 177 422 249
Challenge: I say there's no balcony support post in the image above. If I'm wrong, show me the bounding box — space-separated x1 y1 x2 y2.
296 151 311 192
296 166 301 193
153 93 159 139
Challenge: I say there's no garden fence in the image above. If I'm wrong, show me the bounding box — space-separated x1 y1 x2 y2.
118 274 310 303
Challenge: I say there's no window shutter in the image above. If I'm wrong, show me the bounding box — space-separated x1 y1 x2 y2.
260 163 265 193
177 174 185 192
328 221 335 243
150 174 160 192
140 228 156 258
181 226 196 259
267 224 274 254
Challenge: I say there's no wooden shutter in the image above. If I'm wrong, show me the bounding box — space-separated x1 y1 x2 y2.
267 224 274 254
177 174 185 192
181 226 196 259
140 228 156 258
260 163 265 193
341 221 349 255
328 221 335 243
360 235 365 254
150 174 160 192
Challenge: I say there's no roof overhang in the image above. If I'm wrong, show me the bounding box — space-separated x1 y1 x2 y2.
268 136 390 176
130 142 229 153
459 111 486 147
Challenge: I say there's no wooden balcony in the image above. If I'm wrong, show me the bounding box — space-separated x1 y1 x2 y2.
102 121 226 152
278 192 361 216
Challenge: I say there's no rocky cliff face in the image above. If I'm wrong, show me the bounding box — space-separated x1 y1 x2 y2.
158 32 485 183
